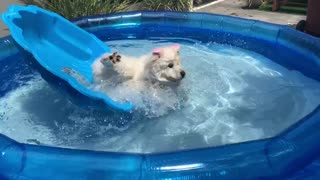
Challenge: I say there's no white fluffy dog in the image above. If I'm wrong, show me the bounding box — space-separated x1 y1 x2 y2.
92 44 186 86
62 44 186 90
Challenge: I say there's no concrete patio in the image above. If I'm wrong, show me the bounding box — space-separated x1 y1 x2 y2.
195 0 306 25
0 0 22 37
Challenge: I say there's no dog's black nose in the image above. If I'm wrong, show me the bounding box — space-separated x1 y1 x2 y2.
180 70 186 78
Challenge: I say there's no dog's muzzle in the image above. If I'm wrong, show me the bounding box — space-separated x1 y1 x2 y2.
180 70 186 79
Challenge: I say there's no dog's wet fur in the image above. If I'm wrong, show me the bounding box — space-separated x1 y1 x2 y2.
63 44 186 92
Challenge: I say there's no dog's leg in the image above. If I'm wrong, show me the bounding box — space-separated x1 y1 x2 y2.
100 52 137 79
125 79 145 91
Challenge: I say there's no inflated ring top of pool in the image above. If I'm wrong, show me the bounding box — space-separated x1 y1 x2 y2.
1 10 320 180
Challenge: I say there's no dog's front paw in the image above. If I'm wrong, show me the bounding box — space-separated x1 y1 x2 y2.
101 52 122 65
109 52 122 64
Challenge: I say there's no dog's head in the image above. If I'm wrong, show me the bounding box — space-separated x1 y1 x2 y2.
147 44 186 83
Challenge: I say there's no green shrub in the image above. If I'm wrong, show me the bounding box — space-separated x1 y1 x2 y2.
194 0 203 5
142 0 192 11
19 0 130 19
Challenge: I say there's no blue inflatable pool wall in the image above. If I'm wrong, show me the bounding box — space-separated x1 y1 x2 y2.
1 8 320 180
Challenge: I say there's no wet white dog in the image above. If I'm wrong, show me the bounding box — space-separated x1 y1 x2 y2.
92 44 186 88
63 44 186 90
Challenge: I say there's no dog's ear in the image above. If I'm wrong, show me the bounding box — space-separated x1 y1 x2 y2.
152 48 162 59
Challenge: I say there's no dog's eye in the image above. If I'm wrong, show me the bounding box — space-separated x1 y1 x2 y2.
168 63 174 68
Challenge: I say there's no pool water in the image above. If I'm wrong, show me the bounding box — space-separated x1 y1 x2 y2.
1 38 320 153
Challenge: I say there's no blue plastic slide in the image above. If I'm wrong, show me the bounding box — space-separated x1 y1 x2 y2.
1 5 133 112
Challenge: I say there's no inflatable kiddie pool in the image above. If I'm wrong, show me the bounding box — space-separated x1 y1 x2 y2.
1 7 320 180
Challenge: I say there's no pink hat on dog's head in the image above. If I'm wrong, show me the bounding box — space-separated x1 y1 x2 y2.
172 44 180 51
152 44 181 58
152 48 161 54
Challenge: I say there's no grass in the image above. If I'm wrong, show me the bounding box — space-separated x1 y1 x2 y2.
20 0 194 19
142 0 192 11
258 0 307 15
259 3 307 15
19 0 131 19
